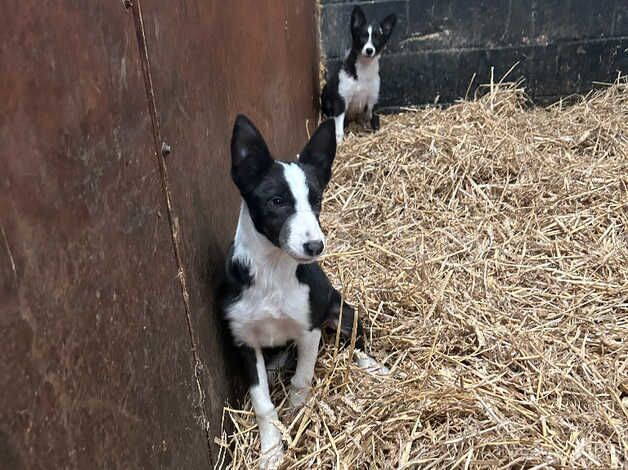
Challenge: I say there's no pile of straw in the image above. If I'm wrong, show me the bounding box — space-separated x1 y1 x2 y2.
216 79 628 469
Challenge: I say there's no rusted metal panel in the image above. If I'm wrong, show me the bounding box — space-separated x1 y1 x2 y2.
0 1 212 467
0 0 317 468
138 0 319 453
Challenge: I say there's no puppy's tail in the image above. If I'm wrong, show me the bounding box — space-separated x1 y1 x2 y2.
324 291 389 376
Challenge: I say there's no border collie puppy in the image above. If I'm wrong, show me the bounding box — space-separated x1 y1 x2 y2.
221 115 385 469
321 6 397 143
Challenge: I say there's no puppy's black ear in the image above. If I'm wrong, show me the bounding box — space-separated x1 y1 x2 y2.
299 120 336 188
380 14 397 41
231 114 273 194
351 6 367 32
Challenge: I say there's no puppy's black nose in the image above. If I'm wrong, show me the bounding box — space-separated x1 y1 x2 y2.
303 240 324 257
365 47 374 56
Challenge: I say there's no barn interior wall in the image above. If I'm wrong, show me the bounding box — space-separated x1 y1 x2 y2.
320 0 628 106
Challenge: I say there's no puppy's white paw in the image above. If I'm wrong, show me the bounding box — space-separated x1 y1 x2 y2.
259 422 283 469
355 350 389 376
336 132 344 144
288 385 310 408
259 444 284 470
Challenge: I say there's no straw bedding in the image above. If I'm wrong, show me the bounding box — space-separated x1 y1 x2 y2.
216 79 628 469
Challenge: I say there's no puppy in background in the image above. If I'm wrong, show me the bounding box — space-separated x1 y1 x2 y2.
321 6 397 143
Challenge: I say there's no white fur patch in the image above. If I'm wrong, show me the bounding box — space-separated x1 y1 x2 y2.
361 25 375 57
289 328 322 407
250 349 284 468
227 204 312 348
279 162 325 259
338 69 356 103
338 59 380 122
334 112 346 143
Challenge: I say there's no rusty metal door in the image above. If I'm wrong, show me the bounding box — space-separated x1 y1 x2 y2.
0 1 318 468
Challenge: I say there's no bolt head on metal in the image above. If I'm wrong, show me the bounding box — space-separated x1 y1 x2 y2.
161 142 172 157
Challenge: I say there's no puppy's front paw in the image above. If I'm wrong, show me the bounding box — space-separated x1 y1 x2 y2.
259 443 283 470
259 422 283 469
336 132 344 144
259 445 284 470
288 385 310 408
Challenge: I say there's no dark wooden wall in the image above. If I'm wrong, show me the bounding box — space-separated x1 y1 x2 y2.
0 1 318 468
320 0 628 106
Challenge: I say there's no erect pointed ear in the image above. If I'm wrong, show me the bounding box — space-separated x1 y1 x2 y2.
380 14 397 40
230 114 273 194
351 6 367 32
299 119 336 188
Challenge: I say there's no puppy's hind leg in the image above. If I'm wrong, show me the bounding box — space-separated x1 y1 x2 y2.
241 346 284 469
325 291 389 375
370 113 380 131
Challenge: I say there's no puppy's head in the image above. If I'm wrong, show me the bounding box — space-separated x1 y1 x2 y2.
350 6 397 58
231 115 336 262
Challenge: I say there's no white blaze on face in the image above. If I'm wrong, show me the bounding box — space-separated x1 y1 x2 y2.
280 162 324 260
362 25 375 57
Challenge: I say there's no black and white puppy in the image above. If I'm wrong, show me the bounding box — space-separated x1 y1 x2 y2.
321 6 397 143
221 115 385 469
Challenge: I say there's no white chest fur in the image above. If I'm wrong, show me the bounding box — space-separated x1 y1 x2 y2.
226 261 311 348
339 56 381 119
226 204 312 349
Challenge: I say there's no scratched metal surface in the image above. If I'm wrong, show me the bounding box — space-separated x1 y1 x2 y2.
0 0 317 467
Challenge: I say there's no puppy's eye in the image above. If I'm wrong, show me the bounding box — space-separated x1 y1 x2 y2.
270 197 285 206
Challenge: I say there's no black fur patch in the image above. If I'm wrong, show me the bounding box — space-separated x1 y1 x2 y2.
224 244 252 287
239 345 259 386
296 263 335 328
321 71 346 118
295 263 365 349
351 6 369 52
220 243 253 312
242 163 296 248
231 114 273 195
298 119 336 190
327 290 365 350
370 113 380 131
